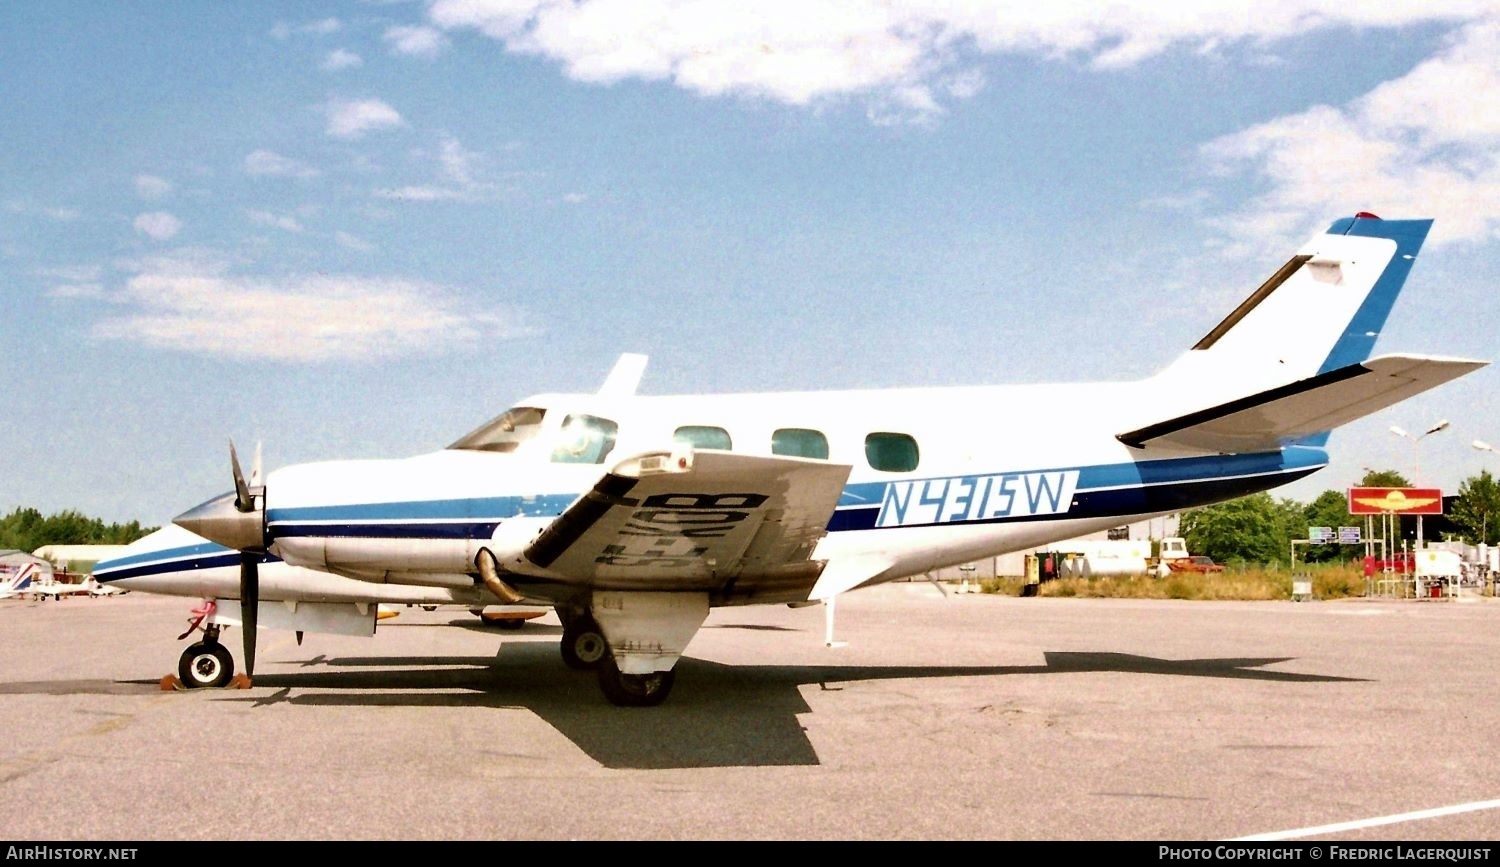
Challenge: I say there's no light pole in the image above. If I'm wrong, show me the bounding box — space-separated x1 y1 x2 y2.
1475 441 1496 546
1390 419 1449 548
1360 466 1382 570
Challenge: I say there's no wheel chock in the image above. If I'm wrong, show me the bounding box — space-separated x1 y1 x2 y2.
158 674 253 690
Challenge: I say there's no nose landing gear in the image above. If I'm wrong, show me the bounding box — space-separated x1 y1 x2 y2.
162 602 251 690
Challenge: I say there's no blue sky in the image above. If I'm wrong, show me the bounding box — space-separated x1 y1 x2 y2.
3 2 1497 526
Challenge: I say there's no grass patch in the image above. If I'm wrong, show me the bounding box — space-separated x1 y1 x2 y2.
982 561 1370 601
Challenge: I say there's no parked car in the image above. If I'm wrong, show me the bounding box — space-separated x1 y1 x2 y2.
1168 555 1225 573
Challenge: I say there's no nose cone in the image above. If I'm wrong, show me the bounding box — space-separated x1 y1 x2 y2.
173 490 264 551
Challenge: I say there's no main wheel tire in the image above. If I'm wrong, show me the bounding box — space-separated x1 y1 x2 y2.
178 641 234 689
596 652 675 707
560 620 607 670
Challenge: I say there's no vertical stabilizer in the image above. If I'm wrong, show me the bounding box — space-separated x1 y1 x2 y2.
1153 214 1432 400
597 353 649 398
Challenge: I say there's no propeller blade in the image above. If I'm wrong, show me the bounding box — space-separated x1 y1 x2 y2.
229 441 254 513
240 552 259 678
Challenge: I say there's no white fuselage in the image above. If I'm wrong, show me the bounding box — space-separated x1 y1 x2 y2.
99 377 1324 607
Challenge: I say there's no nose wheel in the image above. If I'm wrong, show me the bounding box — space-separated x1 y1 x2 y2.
177 640 235 689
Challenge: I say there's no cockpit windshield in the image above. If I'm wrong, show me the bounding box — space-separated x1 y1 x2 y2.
447 406 547 453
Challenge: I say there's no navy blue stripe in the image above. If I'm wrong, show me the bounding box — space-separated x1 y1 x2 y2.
270 521 501 540
96 542 227 572
267 494 577 523
96 552 279 584
828 466 1320 531
838 450 1317 507
260 452 1326 541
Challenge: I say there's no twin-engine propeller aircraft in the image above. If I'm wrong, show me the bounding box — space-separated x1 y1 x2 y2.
95 214 1485 705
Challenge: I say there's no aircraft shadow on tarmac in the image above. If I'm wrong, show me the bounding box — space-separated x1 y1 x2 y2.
0 627 1365 770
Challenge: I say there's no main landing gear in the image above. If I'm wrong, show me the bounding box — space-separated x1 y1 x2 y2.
596 654 674 707
559 613 608 671
555 607 673 705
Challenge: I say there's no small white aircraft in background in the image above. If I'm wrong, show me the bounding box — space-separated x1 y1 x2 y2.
95 214 1486 705
26 581 97 600
1 561 124 600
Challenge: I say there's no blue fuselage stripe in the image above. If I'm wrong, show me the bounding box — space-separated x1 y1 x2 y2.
258 451 1323 540
95 551 277 583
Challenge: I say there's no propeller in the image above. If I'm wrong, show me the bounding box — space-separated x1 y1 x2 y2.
229 441 266 678
172 440 270 680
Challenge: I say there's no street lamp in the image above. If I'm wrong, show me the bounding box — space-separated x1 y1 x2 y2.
1473 442 1496 545
1390 419 1449 548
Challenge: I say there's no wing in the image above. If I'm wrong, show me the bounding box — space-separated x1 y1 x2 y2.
1118 354 1486 453
509 448 852 599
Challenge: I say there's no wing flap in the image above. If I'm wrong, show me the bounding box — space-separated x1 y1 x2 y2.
1119 354 1487 453
523 448 852 588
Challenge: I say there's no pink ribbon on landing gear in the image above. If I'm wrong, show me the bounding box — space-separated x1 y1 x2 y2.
176 599 219 640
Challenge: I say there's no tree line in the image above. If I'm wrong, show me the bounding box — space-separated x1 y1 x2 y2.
0 507 157 554
1181 469 1500 566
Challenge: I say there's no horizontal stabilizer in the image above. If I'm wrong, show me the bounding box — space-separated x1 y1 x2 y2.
1118 354 1487 453
809 555 893 602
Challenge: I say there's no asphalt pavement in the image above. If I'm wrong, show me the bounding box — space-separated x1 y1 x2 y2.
2 584 1498 841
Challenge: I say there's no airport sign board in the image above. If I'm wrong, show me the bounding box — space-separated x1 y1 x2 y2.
1346 487 1443 515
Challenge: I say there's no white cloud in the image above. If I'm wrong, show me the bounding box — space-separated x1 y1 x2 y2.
428 1 1497 122
134 174 173 199
437 135 477 185
272 18 340 39
385 25 450 57
47 283 107 300
1201 21 1500 249
244 150 321 179
561 192 587 204
90 257 534 362
325 98 405 139
335 230 375 252
322 49 363 70
43 207 79 221
374 134 493 202
133 212 182 241
246 209 304 233
34 264 103 282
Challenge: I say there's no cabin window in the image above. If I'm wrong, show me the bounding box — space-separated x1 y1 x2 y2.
865 432 919 472
447 406 547 453
673 425 732 450
772 428 829 459
550 414 619 464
